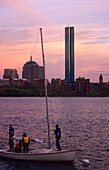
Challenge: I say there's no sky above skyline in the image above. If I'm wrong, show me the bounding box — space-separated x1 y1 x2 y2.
0 0 109 82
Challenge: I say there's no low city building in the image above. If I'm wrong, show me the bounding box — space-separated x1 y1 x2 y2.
10 79 27 87
75 77 91 95
3 69 19 79
22 56 44 83
0 79 10 87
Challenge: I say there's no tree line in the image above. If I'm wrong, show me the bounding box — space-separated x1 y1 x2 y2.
0 87 108 97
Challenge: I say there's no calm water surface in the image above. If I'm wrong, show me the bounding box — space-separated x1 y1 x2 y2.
0 97 109 170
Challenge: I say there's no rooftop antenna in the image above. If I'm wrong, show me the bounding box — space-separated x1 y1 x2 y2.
30 56 32 62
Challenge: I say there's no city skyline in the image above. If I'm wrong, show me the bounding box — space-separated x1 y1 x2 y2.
0 0 109 82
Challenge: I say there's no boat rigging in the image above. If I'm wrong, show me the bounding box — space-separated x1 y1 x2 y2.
40 28 51 149
0 28 77 162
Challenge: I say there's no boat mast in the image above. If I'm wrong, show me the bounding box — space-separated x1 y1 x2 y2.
40 28 51 149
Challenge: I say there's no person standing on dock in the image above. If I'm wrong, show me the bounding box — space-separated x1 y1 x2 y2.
7 124 14 149
22 133 30 153
53 124 62 151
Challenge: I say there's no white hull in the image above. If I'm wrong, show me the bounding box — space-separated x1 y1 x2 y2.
0 148 77 162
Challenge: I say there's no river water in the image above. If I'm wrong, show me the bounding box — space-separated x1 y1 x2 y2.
0 97 109 170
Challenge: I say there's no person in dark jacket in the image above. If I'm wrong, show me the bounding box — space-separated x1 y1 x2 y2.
22 133 30 153
7 124 14 149
53 124 62 151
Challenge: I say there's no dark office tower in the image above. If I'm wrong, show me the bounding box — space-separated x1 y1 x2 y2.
99 74 103 84
65 26 74 84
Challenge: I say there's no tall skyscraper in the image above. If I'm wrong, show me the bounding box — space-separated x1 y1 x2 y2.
65 26 74 84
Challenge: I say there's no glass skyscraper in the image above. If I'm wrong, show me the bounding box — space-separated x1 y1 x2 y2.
65 26 74 84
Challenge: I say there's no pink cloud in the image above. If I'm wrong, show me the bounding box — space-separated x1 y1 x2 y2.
0 0 109 82
0 0 19 6
0 0 52 28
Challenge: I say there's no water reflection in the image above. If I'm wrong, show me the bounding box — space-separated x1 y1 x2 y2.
0 158 77 170
0 97 109 169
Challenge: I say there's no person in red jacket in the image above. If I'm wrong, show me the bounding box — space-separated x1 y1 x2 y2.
15 140 22 152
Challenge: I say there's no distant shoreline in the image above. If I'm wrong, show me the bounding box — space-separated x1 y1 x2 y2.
1 95 109 97
0 86 109 97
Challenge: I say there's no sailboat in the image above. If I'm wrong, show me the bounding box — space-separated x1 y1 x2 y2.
0 28 77 162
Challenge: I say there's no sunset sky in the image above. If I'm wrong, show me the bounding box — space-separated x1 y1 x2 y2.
0 0 109 82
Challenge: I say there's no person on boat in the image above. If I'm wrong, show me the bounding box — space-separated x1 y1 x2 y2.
15 140 22 153
7 124 14 149
22 133 30 153
53 124 62 151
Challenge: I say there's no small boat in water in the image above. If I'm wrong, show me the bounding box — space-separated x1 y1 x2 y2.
0 148 77 161
0 28 77 162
